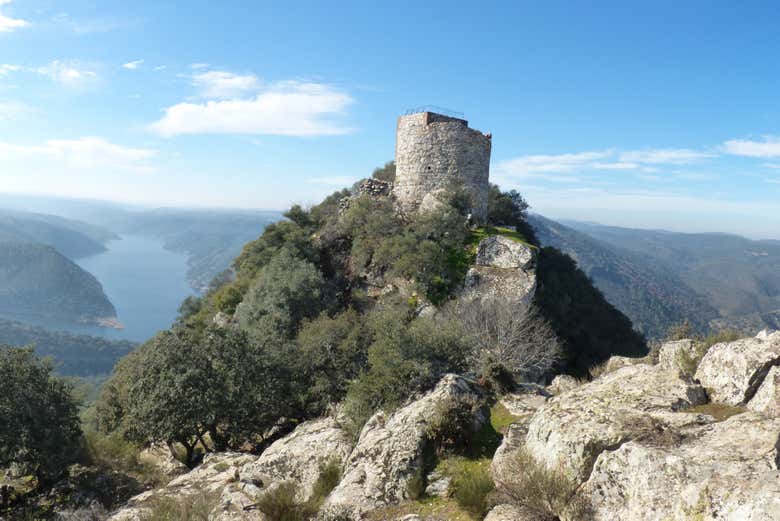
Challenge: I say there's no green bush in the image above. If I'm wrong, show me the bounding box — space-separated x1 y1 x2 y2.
310 458 342 504
256 481 317 521
496 448 591 520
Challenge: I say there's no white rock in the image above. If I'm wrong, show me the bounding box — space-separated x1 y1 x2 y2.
748 365 780 416
581 412 780 521
476 236 534 269
547 374 579 395
695 331 780 405
239 416 352 502
322 374 486 516
658 339 697 371
460 236 536 308
484 504 529 521
521 364 708 483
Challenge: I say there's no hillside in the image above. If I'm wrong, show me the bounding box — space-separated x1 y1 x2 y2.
529 214 718 339
0 319 135 376
0 209 116 259
563 220 780 333
0 240 116 325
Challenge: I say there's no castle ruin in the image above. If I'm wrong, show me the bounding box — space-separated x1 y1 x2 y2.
393 111 491 223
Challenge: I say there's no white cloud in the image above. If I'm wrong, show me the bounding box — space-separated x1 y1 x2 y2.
122 59 144 70
190 63 209 70
150 82 353 137
0 0 27 32
0 137 157 174
723 136 780 158
496 151 611 176
305 176 359 186
36 60 97 87
0 63 20 76
191 70 260 98
618 148 714 164
497 147 714 180
154 65 167 71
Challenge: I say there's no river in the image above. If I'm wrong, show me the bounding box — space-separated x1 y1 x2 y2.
68 235 195 342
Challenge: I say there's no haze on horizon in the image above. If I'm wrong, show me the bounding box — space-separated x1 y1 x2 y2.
1 1 779 239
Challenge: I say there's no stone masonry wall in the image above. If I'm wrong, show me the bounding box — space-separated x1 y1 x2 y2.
393 112 491 223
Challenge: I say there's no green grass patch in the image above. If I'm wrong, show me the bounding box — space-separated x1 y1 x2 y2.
489 401 521 435
436 457 495 517
468 226 536 251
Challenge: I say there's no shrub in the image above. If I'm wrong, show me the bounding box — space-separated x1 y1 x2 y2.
496 448 592 521
255 481 316 521
0 347 82 483
439 457 495 516
310 458 342 504
676 329 741 377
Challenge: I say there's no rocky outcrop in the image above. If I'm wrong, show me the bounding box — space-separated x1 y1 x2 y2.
137 444 188 478
322 374 487 516
484 504 529 521
239 416 352 502
461 236 536 307
581 412 780 521
658 339 696 371
748 365 780 416
521 364 708 483
695 330 780 405
109 418 351 520
107 452 260 521
547 374 579 395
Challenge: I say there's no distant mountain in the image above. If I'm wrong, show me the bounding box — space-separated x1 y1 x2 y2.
529 215 718 339
550 218 780 335
0 210 117 259
0 194 281 292
0 318 135 376
0 241 116 324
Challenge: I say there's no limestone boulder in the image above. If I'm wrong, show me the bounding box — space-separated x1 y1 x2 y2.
580 412 780 521
695 330 780 405
108 452 262 521
322 375 487 516
490 422 527 486
475 235 534 269
461 236 536 308
484 504 529 521
137 443 188 478
658 339 697 372
547 374 579 395
747 365 780 416
521 364 708 483
498 384 550 417
239 416 353 502
602 355 645 374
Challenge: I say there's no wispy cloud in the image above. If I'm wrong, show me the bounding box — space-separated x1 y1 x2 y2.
150 81 354 137
0 0 27 32
0 137 157 174
191 70 260 98
122 59 144 70
618 148 714 164
496 147 713 179
0 63 20 76
36 60 98 87
722 136 780 158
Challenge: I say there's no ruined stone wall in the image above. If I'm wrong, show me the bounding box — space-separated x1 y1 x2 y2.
393 112 491 223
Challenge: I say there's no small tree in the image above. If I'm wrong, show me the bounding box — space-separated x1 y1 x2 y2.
455 299 562 384
0 347 82 483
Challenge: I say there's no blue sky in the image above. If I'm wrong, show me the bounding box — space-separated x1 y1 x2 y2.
1 1 780 238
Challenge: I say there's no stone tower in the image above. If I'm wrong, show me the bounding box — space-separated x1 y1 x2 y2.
393 111 491 223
